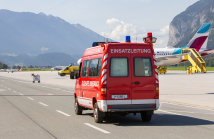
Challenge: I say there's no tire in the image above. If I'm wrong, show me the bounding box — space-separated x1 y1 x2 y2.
141 113 152 122
93 103 103 123
38 81 40 83
70 72 74 79
74 98 82 115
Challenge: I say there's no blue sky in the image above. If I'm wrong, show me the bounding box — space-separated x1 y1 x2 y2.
0 0 199 47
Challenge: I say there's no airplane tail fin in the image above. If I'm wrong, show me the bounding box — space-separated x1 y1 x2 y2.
186 23 211 51
18 67 22 71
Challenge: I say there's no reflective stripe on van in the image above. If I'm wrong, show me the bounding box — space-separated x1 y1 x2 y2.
153 54 159 83
101 53 108 86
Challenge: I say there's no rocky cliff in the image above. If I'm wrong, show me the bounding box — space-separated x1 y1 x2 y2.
168 0 214 49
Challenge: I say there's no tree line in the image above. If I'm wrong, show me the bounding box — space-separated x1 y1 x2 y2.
0 61 8 69
0 62 40 69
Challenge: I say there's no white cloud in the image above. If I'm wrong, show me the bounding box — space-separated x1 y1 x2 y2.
101 18 169 48
123 0 151 2
101 18 146 42
153 25 169 47
155 25 169 36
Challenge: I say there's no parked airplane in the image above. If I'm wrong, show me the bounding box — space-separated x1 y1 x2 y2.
154 23 214 66
51 66 65 71
6 67 22 73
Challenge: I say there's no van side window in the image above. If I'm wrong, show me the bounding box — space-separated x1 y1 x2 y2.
89 58 102 77
78 62 82 78
110 57 128 77
134 57 152 77
82 60 89 77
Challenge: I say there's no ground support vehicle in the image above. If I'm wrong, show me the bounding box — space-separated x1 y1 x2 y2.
158 66 167 74
58 66 79 79
32 74 40 83
74 34 159 123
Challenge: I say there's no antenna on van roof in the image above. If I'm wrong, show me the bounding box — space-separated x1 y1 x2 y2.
104 33 105 41
136 28 137 43
106 38 108 44
120 30 122 42
111 29 112 43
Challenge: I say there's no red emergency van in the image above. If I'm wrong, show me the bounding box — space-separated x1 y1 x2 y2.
74 35 159 123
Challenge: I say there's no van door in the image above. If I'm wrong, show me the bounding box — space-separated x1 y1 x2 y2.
107 44 132 105
79 59 93 108
130 45 156 104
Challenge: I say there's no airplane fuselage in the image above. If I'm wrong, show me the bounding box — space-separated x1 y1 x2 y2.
154 47 212 66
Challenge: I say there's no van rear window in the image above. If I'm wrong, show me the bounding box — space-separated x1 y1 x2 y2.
110 57 128 77
134 57 152 77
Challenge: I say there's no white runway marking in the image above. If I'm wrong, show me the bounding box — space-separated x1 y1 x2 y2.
28 97 34 100
61 90 71 93
158 110 214 122
84 123 110 134
161 102 214 112
39 102 48 106
166 110 197 114
13 91 16 93
19 93 23 95
8 88 11 90
56 110 71 116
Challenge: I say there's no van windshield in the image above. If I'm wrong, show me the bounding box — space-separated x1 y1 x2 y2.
110 57 128 77
134 57 152 77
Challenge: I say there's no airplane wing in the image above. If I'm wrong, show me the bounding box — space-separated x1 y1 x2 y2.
155 54 186 62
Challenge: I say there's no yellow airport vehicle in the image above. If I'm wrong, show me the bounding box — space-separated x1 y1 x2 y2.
186 66 193 74
58 66 79 79
182 48 206 74
158 66 167 74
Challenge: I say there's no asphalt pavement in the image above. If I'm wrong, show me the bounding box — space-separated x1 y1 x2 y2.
0 73 214 139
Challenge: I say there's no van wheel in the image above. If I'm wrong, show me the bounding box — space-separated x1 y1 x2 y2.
70 72 74 79
93 103 103 123
74 98 82 115
141 113 152 122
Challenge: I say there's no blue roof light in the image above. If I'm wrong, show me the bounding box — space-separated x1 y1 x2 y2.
92 42 97 47
126 36 131 42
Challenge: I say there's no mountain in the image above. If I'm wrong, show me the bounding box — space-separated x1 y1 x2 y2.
26 52 77 66
168 0 214 49
0 52 78 66
0 10 105 55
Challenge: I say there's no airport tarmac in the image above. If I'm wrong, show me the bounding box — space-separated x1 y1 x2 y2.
0 71 214 139
0 70 213 109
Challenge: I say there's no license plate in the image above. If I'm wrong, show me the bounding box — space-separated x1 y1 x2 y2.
111 95 128 99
